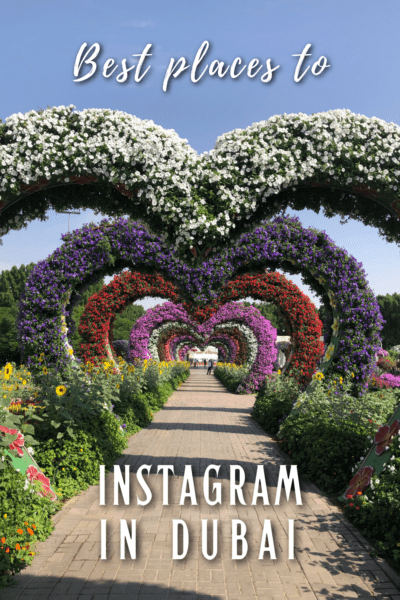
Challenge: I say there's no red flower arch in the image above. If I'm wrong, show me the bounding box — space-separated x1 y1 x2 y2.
78 270 323 388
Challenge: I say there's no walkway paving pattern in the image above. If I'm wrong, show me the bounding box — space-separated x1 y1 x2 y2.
6 371 400 599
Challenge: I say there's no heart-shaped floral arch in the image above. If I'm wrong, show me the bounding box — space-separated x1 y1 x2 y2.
128 301 277 393
1 106 400 257
18 216 382 393
78 269 324 388
163 332 240 365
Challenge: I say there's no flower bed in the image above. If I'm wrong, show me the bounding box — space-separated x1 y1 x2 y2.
252 373 400 567
213 363 250 394
0 358 189 586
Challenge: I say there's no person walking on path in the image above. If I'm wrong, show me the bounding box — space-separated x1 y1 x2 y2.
207 359 214 375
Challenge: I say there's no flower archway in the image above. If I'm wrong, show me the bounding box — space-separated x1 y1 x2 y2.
18 216 382 391
1 106 400 258
78 269 324 388
128 302 278 393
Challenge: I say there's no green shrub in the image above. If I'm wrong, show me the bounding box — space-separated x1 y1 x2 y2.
252 374 299 434
340 431 400 567
278 379 398 495
0 453 57 586
214 364 248 393
33 410 127 499
252 373 400 567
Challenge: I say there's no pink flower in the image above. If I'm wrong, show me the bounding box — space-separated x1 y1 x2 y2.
0 425 25 456
26 466 57 501
374 420 400 455
344 466 374 499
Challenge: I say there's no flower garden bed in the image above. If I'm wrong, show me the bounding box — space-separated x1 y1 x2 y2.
251 372 400 570
0 359 189 587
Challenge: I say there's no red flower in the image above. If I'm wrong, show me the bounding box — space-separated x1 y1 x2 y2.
26 465 57 501
374 420 400 455
344 466 374 499
0 425 25 456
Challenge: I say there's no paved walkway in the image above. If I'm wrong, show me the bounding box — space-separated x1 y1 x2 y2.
7 371 400 600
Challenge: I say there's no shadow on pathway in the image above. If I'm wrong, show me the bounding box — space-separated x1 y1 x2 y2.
7 371 400 600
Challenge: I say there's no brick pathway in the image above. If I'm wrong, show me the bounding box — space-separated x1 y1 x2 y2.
7 370 400 600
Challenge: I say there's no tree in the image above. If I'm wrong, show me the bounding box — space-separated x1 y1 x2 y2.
0 263 36 305
242 301 287 335
112 304 145 341
376 293 400 349
0 263 36 364
0 305 20 363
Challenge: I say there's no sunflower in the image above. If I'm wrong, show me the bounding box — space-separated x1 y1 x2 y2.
4 363 12 380
43 367 48 375
56 385 67 396
39 353 44 362
313 371 324 381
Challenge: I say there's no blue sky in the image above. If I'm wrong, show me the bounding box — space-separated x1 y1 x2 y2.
1 0 400 309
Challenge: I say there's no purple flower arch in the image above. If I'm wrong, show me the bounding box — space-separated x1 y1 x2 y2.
18 216 382 391
129 302 277 392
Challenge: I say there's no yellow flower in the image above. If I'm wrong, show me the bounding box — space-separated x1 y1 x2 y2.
313 371 324 381
68 348 74 356
278 370 281 375
4 363 12 380
39 353 44 362
43 367 48 375
56 385 67 396
3 514 7 518
116 383 120 389
120 375 124 382
22 380 26 385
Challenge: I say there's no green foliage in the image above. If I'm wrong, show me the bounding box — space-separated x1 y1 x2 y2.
277 378 398 495
243 301 287 334
342 437 400 566
214 363 249 393
112 303 145 342
0 264 36 306
377 292 400 349
0 306 19 363
0 264 35 364
0 453 57 586
252 374 300 434
33 410 127 499
252 372 400 567
0 358 189 587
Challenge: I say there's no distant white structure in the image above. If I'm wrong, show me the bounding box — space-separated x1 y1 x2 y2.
188 345 218 362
